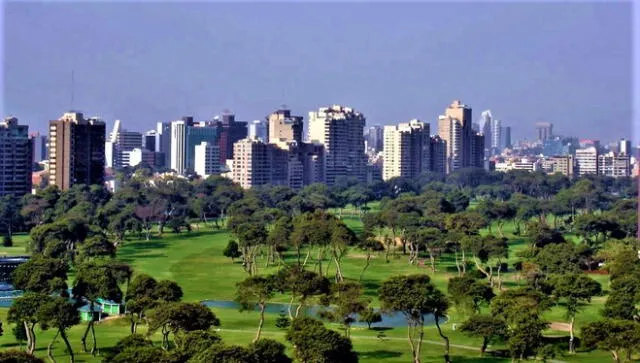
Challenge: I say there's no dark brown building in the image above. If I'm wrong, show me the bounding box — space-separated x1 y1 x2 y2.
216 112 248 165
48 112 105 190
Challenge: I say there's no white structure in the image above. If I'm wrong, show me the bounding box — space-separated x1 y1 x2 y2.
619 138 632 156
308 105 366 185
194 141 221 178
248 119 268 142
494 158 541 173
491 118 502 150
170 121 186 175
438 115 462 173
598 152 630 178
382 120 430 181
575 147 598 176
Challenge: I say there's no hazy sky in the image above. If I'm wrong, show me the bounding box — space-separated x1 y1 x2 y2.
2 1 635 143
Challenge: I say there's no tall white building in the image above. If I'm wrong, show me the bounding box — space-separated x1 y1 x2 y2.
194 141 221 178
308 105 366 185
491 119 502 150
248 120 268 142
598 152 630 178
438 115 462 173
231 138 270 189
619 138 632 156
575 147 598 176
170 121 186 175
382 120 430 181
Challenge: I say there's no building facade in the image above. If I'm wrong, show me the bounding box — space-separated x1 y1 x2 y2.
382 120 430 180
365 126 384 152
268 109 303 144
186 123 221 173
48 112 105 190
170 121 187 175
308 105 367 185
248 120 268 142
536 122 553 142
0 117 32 197
541 155 574 177
216 113 248 165
30 133 48 163
231 138 270 189
575 147 598 176
598 152 630 178
194 141 221 178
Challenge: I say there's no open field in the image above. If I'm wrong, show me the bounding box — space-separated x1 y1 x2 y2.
0 209 625 362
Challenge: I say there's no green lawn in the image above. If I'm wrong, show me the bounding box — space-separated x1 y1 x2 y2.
0 215 625 362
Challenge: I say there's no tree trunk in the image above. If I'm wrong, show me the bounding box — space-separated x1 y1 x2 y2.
496 261 503 290
287 296 295 319
90 321 97 356
407 322 419 363
80 321 91 353
47 330 60 363
481 336 487 356
473 256 491 283
569 316 575 354
359 252 371 282
24 321 34 354
254 303 265 343
60 329 74 363
295 303 304 318
461 249 467 274
611 350 620 363
428 249 436 273
454 251 462 277
434 314 451 363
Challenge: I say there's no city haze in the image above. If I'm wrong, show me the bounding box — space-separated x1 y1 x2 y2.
3 1 633 143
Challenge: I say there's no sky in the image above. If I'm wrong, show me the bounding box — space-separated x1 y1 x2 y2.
2 1 636 144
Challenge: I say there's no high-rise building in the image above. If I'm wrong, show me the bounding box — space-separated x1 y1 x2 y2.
268 109 303 144
382 120 430 180
186 123 221 172
471 133 485 169
575 147 598 176
438 115 462 173
535 122 553 142
143 130 157 152
429 136 447 176
248 120 268 142
156 122 172 167
503 126 512 149
29 133 48 163
231 138 271 189
365 126 384 152
444 100 473 166
48 112 105 190
598 152 630 178
194 141 221 178
170 121 187 175
216 112 248 165
0 117 32 197
308 105 366 185
479 110 492 156
619 138 632 156
490 119 502 151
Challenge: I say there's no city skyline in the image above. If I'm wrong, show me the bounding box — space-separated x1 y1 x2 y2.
2 2 634 143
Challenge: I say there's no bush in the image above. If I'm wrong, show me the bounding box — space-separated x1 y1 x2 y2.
2 235 12 247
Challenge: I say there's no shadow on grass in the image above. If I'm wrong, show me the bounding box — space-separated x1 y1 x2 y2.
449 355 507 363
370 327 394 332
358 350 402 359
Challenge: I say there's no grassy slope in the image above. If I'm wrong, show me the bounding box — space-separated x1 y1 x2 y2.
0 210 619 362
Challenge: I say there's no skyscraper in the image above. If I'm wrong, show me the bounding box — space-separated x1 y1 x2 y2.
308 105 367 185
194 141 221 178
170 120 187 175
186 123 221 172
248 120 268 142
48 112 105 190
490 119 502 151
382 120 430 181
364 126 384 152
143 130 157 152
536 122 553 142
231 138 271 189
216 112 248 164
156 122 172 167
438 115 462 174
502 126 512 149
619 138 632 156
429 136 446 176
471 132 485 169
0 117 32 197
444 100 473 167
107 120 142 169
479 110 492 156
29 133 48 163
575 147 598 176
268 109 303 144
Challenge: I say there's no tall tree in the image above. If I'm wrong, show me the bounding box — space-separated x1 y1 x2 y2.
459 315 508 356
235 275 276 342
286 317 358 363
7 293 52 354
38 296 81 363
379 274 450 363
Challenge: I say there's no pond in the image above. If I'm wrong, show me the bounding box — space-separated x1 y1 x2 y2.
201 300 445 328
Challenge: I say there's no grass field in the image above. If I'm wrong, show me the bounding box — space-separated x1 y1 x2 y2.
0 209 623 362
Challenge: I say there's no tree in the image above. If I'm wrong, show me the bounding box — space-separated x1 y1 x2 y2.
358 307 382 329
147 302 220 350
235 275 276 342
459 315 508 356
191 344 254 363
124 274 158 333
7 293 52 354
533 243 581 275
173 330 222 360
273 265 330 318
38 296 81 363
72 260 129 355
154 280 184 303
248 339 292 363
582 319 640 363
320 281 369 337
550 273 602 353
447 276 494 316
223 240 242 262
379 274 450 363
102 334 154 363
0 350 44 363
76 235 116 263
11 255 69 295
0 195 22 238
286 317 358 363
